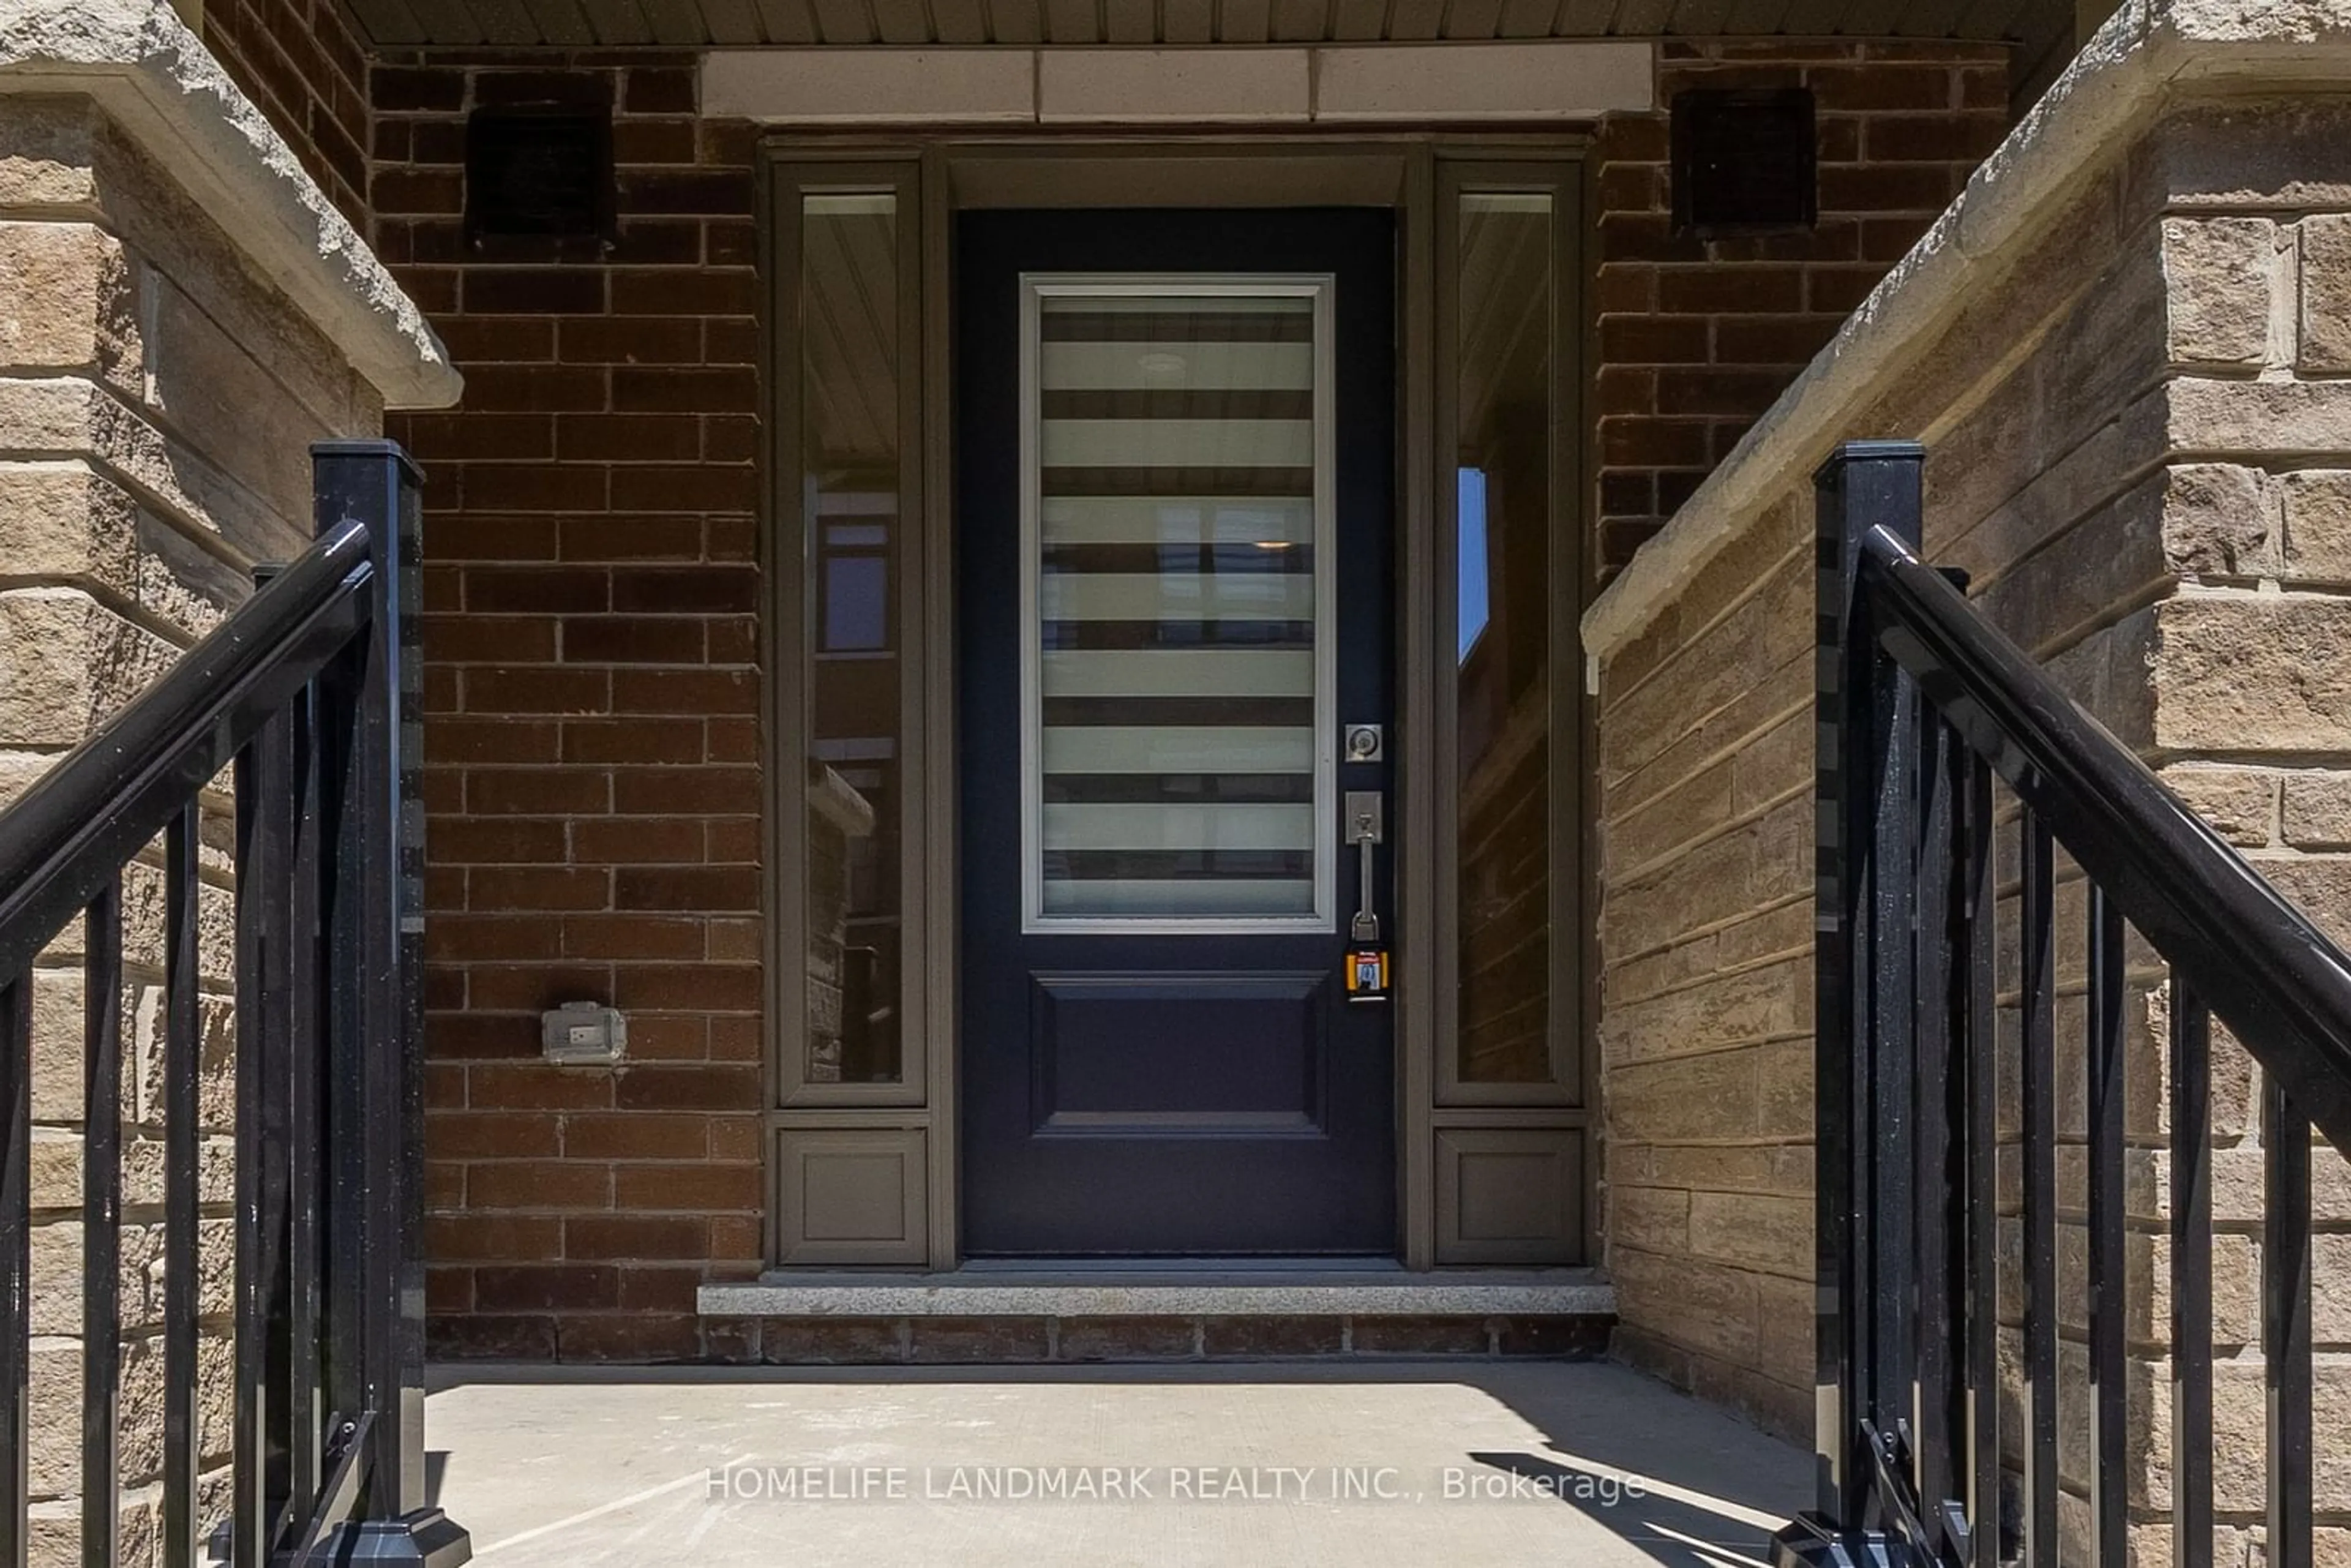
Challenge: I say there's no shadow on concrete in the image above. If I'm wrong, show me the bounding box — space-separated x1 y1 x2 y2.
424 1357 1807 1567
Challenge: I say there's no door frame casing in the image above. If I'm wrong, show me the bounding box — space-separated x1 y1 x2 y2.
760 133 1594 1272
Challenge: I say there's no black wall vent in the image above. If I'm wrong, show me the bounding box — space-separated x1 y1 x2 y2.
1671 88 1817 234
464 107 615 253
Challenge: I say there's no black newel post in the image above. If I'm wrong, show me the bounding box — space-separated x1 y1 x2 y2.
311 440 470 1566
1774 440 1925 1568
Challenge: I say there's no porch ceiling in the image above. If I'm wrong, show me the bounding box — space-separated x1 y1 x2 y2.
352 0 2067 64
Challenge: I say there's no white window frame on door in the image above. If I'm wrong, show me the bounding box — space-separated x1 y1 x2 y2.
1018 272 1340 936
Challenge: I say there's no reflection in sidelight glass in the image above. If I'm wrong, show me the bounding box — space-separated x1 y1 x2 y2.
1455 192 1556 1084
802 192 902 1084
1025 282 1332 929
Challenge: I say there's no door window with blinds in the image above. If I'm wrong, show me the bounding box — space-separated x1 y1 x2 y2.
1019 277 1337 932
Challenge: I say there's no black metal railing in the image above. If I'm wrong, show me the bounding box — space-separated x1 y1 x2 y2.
0 443 467 1567
1777 441 2351 1568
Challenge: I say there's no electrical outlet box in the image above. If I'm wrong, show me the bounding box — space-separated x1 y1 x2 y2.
542 1000 626 1067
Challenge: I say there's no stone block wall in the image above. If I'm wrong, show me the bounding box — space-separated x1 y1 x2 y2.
1593 91 2351 1562
0 90 386 1563
367 54 770 1362
1592 39 2011 575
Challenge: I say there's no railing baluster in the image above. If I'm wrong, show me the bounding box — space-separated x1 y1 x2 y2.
1964 758 2000 1568
2170 985 2213 1568
2263 1079 2313 1568
162 804 200 1568
288 686 324 1519
82 880 122 1568
234 700 296 1567
2020 809 2059 1566
2 972 29 1568
1914 710 1958 1542
2087 884 2128 1566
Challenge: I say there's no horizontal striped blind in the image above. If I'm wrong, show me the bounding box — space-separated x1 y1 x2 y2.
1031 288 1327 923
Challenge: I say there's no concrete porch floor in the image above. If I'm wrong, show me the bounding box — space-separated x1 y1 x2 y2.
424 1360 1809 1567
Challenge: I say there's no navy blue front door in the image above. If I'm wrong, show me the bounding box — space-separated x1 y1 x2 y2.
958 209 1397 1256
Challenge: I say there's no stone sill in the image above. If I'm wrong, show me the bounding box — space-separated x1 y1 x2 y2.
0 0 460 408
1578 0 2351 669
698 1266 1615 1319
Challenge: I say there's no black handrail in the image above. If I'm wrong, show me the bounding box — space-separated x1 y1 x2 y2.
0 517 372 991
1782 440 2345 1568
0 442 466 1568
1861 522 2351 1155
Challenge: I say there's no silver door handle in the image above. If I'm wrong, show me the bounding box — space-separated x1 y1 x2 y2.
1345 789 1382 943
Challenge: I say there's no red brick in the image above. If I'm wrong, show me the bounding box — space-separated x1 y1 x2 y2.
424 617 559 666
430 817 569 865
572 817 704 863
469 1161 614 1210
558 514 706 561
467 768 610 816
432 1111 561 1160
468 1063 617 1111
471 69 614 108
557 1313 705 1359
558 415 702 464
617 1267 705 1312
468 964 615 1013
1818 162 1955 214
464 269 610 317
612 964 760 1011
461 463 610 513
613 767 758 814
469 865 612 912
614 865 757 912
563 617 705 664
608 1059 763 1118
562 718 704 763
612 667 757 714
373 166 463 214
400 413 555 461
1600 316 1710 365
1863 111 2006 163
476 1264 621 1312
458 364 610 411
563 1112 711 1160
612 366 757 413
564 1214 707 1259
1656 268 1804 314
561 317 703 365
609 268 755 315
1807 64 1956 112
428 716 561 762
426 915 563 966
612 118 699 165
609 465 757 514
429 1313 557 1359
612 568 757 613
428 1214 563 1262
561 915 707 961
611 1158 762 1209
435 316 557 364
423 513 560 564
374 65 467 111
623 66 697 113
460 564 616 620
463 666 611 715
613 169 752 216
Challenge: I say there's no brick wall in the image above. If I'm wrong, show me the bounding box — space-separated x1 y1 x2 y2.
203 0 371 227
1592 40 2011 574
369 54 768 1361
1592 91 2351 1559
